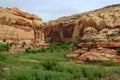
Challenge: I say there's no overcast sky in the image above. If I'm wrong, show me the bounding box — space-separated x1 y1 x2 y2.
0 0 120 22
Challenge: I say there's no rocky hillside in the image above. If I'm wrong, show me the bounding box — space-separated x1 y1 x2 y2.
44 4 120 63
0 7 45 46
44 4 120 44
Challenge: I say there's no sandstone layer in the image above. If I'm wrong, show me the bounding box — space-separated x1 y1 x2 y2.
0 7 45 53
44 4 120 44
44 4 120 63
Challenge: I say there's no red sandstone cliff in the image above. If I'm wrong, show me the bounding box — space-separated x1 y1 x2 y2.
44 4 120 44
0 7 45 46
44 4 120 63
0 7 45 53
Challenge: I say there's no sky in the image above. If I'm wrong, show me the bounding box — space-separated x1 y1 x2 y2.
0 0 120 22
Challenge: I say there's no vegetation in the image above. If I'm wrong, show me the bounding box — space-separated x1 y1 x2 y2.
0 43 120 80
0 43 10 52
101 61 117 66
116 48 120 56
91 39 96 44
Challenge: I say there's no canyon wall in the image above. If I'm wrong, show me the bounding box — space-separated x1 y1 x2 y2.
44 4 120 44
0 7 45 46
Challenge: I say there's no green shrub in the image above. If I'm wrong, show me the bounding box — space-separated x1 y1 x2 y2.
101 61 116 66
117 48 120 56
91 39 96 44
81 67 103 80
40 71 73 80
53 64 83 78
7 68 73 80
37 48 47 53
0 54 7 62
49 43 72 52
25 49 37 53
41 59 58 70
8 69 34 80
0 44 10 52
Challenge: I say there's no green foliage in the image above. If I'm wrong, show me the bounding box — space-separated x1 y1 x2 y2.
37 48 47 53
81 67 103 80
1 43 120 80
0 43 10 52
118 30 120 34
8 68 73 80
101 61 116 66
91 39 96 44
49 43 72 52
25 43 72 54
116 48 120 56
0 54 7 61
79 52 82 56
41 59 58 70
25 49 37 53
8 69 35 80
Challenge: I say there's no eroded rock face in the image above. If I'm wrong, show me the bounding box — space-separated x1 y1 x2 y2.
50 5 120 63
67 22 120 63
44 4 120 44
0 7 45 53
44 22 75 44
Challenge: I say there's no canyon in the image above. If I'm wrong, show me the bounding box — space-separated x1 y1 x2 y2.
44 4 120 63
0 4 120 62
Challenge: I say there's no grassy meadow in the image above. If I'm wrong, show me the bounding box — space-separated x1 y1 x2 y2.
0 43 120 80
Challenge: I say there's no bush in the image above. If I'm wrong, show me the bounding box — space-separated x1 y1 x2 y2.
91 39 96 44
37 48 47 53
101 61 116 66
41 59 58 70
0 43 10 52
117 48 120 56
8 69 34 80
25 48 37 53
0 54 7 61
25 48 48 54
7 68 74 80
39 71 73 80
49 43 72 52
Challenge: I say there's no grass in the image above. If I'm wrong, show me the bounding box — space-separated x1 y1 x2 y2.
0 43 120 80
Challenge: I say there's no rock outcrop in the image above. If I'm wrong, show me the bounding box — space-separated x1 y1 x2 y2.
0 7 45 53
43 4 120 63
44 4 120 44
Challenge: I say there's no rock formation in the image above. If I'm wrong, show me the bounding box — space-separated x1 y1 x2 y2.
44 4 120 63
44 4 120 44
0 7 45 53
